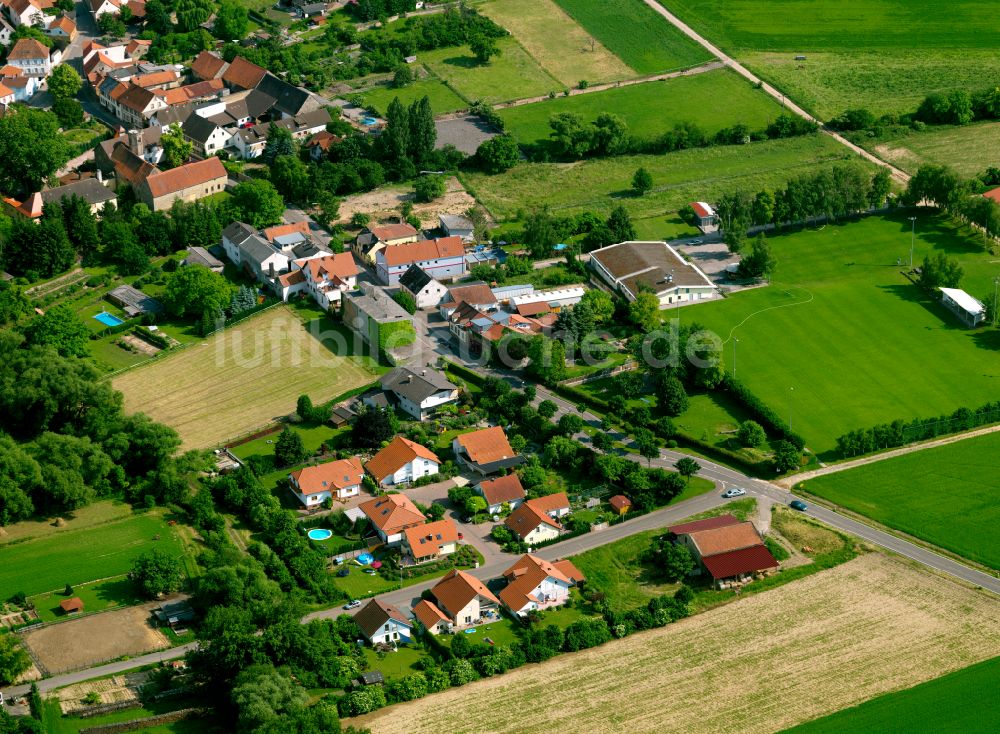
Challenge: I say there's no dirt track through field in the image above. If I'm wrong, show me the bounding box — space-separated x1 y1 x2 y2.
359 554 1000 734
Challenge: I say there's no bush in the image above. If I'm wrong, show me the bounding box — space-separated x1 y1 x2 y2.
413 174 446 203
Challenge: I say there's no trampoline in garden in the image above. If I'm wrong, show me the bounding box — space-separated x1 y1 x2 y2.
307 528 333 541
357 553 374 565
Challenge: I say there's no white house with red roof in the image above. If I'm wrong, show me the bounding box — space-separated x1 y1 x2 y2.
504 493 570 545
296 252 359 310
474 474 525 515
287 456 364 507
359 493 427 546
412 598 450 635
364 435 441 488
402 517 460 564
689 201 718 233
375 235 466 286
429 569 500 628
499 554 585 617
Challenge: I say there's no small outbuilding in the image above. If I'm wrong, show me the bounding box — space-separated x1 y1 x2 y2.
689 201 718 233
106 284 163 318
940 287 985 327
60 597 84 614
609 495 631 515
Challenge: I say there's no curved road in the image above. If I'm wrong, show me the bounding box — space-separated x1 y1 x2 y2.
641 0 911 185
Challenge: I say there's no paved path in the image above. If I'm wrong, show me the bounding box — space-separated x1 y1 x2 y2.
775 421 1000 488
492 61 724 110
638 0 910 185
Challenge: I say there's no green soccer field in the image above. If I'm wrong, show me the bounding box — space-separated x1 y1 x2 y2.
800 432 1000 568
499 69 782 146
683 213 1000 458
0 512 186 597
554 0 713 75
781 656 1000 734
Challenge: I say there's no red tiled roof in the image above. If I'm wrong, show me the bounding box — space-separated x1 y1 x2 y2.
701 545 778 580
690 201 714 218
515 300 551 316
455 425 516 466
190 50 227 81
0 84 13 100
983 187 1000 204
528 492 569 515
369 223 417 242
504 501 561 540
60 597 84 613
132 69 178 88
687 522 764 557
222 55 266 90
447 283 496 306
163 78 223 105
7 38 48 61
365 436 439 484
277 269 306 287
403 518 460 560
359 493 426 535
289 457 363 495
667 514 741 537
499 553 583 612
300 253 359 284
412 599 449 629
126 0 145 16
381 236 463 266
144 157 226 199
477 474 525 506
48 14 75 34
609 494 631 512
431 569 500 618
263 220 310 242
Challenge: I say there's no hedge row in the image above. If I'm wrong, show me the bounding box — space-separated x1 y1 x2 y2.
133 326 170 350
720 375 806 449
444 360 486 386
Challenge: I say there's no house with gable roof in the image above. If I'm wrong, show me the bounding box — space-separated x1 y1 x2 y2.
452 425 524 475
354 222 419 264
412 599 450 635
429 569 500 628
288 456 364 507
353 599 412 646
474 474 525 515
359 493 427 546
364 435 440 487
499 554 585 617
5 38 53 78
375 235 465 286
504 493 570 545
5 0 44 27
398 265 447 309
378 366 459 420
296 252 358 309
402 517 460 564
138 157 226 211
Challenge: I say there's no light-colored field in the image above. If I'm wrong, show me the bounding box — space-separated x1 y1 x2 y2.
113 306 377 450
24 604 168 675
874 121 1000 178
360 554 1000 734
337 176 478 229
481 0 634 86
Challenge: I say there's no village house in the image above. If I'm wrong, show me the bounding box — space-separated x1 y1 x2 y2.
398 265 447 309
306 129 340 161
230 108 332 160
439 213 474 242
181 113 232 157
375 235 466 286
498 554 585 617
452 425 524 475
288 456 364 507
667 514 779 588
353 599 412 646
358 493 427 546
4 0 44 27
0 81 14 107
292 252 359 309
474 474 526 515
504 493 571 545
438 282 499 318
0 64 38 101
429 569 500 628
3 178 116 219
45 13 76 41
412 598 450 635
95 129 161 185
189 50 229 81
378 366 459 420
5 38 54 78
138 157 227 211
88 0 120 19
354 222 419 264
364 435 440 487
0 17 11 46
402 517 460 564
222 221 288 281
589 240 716 308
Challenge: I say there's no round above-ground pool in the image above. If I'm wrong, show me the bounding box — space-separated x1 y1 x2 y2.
357 552 374 565
307 528 333 541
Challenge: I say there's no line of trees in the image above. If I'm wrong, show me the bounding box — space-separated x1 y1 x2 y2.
829 85 1000 135
836 401 1000 457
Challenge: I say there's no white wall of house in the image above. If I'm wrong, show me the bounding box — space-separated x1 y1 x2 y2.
408 279 447 309
478 494 522 516
446 597 482 627
293 489 330 507
653 285 715 307
199 126 232 155
406 539 457 563
376 254 466 286
381 457 439 486
507 577 572 616
392 389 457 420
523 523 560 545
366 619 411 646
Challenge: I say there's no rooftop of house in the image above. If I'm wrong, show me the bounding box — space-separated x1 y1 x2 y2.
609 495 632 512
184 246 224 270
379 366 456 406
476 474 525 506
264 220 311 243
667 513 741 537
590 240 714 296
701 544 779 580
445 282 496 307
289 457 364 495
143 157 226 199
222 55 266 90
7 38 49 61
353 599 411 638
190 50 228 81
454 425 517 466
344 285 411 323
368 222 418 242
412 598 449 629
359 492 427 534
686 521 765 558
364 436 440 483
380 236 464 267
690 201 715 218
431 569 500 618
398 264 436 293
504 501 562 539
403 518 460 558
499 553 584 610
440 213 473 230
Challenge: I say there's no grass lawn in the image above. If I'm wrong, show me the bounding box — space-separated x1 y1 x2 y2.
113 306 380 450
780 656 1000 734
439 616 522 649
0 510 185 597
0 500 133 544
360 78 468 116
571 529 680 612
499 69 782 146
421 37 562 104
872 120 1000 178
336 566 400 598
362 645 425 681
553 0 713 75
480 0 633 86
28 576 145 623
42 697 212 734
462 134 862 225
230 424 353 491
682 213 1000 458
800 431 1000 569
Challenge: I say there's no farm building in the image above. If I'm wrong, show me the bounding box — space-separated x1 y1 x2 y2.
689 201 718 233
182 246 224 272
452 425 524 475
153 600 195 631
288 456 364 506
940 287 985 327
589 241 716 308
375 235 466 286
106 284 163 317
354 599 412 646
667 514 778 588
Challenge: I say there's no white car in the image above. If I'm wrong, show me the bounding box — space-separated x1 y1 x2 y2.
344 599 362 610
722 487 747 498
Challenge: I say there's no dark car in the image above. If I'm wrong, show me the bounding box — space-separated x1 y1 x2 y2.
790 499 808 511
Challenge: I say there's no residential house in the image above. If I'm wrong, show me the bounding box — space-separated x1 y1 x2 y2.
504 493 570 545
689 201 718 233
230 108 332 160
378 366 459 420
589 240 716 308
288 456 364 507
667 514 779 588
0 81 13 107
0 17 12 45
359 493 427 546
254 70 320 118
138 157 227 211
162 78 225 107
364 435 440 487
439 282 498 318
398 265 447 309
88 0 120 18
182 113 231 157
222 221 289 281
4 178 117 219
190 50 229 81
452 426 524 475
182 246 224 273
342 283 412 348
0 64 38 101
402 517 460 564
114 84 168 128
375 235 465 286
5 0 43 27
498 554 585 617
353 600 412 646
412 599 450 635
45 13 76 41
306 129 340 161
474 474 525 515
95 130 160 189
446 301 551 352
221 55 266 91
5 38 52 78
293 252 358 309
439 213 474 242
354 222 419 264
429 569 500 628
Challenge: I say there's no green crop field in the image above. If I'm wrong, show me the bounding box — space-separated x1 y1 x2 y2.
684 213 1000 458
800 432 1000 568
360 79 468 116
499 69 781 145
0 511 185 597
462 134 860 231
553 0 713 75
872 121 1000 178
782 656 1000 734
421 38 561 105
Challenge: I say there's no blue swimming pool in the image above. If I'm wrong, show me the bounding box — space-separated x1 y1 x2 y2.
307 528 333 541
94 312 125 327
362 116 379 126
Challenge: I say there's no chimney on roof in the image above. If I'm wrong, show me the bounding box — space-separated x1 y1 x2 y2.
128 128 141 155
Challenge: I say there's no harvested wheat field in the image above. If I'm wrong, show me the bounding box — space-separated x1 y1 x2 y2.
23 604 167 675
114 306 377 449
361 554 1000 734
